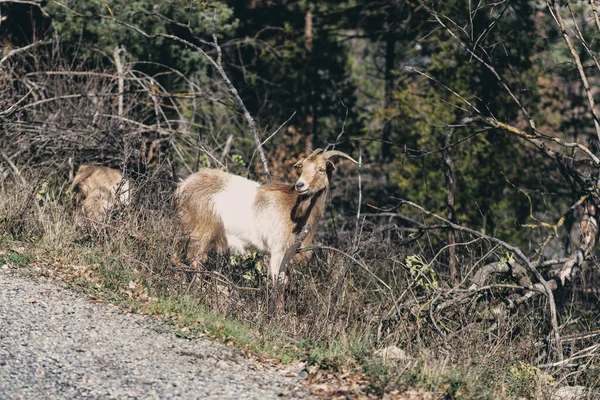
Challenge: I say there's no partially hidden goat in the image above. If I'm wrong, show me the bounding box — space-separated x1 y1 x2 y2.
175 148 359 281
71 165 131 222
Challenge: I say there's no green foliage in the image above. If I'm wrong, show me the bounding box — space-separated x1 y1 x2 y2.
507 361 554 398
366 1 548 244
227 0 361 150
45 1 237 74
366 359 502 399
85 252 137 295
406 254 438 290
0 252 32 267
229 250 263 281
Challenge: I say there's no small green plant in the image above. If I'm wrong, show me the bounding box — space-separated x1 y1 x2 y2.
35 181 49 203
197 154 211 169
85 253 137 295
0 252 33 267
507 361 553 398
406 254 438 290
231 153 246 169
500 251 515 264
229 251 263 281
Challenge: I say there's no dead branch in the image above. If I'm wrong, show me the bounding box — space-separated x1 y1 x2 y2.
0 40 49 67
554 199 598 285
464 115 600 167
0 151 27 186
112 46 125 119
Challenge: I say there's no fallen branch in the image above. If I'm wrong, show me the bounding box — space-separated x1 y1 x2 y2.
399 198 564 360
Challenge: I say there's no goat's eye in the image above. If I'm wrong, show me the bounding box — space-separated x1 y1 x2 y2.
318 168 326 174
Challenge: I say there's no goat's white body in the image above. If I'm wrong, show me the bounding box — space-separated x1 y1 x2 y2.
211 174 264 254
176 169 296 280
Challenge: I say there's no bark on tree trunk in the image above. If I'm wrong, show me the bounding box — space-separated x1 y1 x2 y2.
442 126 458 285
381 5 396 164
304 6 315 152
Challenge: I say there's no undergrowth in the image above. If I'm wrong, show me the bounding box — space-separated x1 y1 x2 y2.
0 177 598 399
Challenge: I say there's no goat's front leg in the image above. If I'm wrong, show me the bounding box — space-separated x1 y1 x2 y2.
269 251 285 284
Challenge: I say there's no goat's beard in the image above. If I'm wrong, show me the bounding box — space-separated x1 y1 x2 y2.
291 188 326 224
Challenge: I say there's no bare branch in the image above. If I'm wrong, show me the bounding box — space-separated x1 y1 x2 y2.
112 46 125 118
424 3 536 131
548 0 600 143
0 40 49 67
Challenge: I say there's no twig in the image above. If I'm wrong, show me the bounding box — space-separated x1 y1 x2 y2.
592 1 600 32
353 149 363 250
80 9 272 181
330 98 349 149
219 134 234 164
0 152 27 186
464 115 600 167
548 0 600 143
442 123 458 285
0 88 34 117
405 66 481 114
260 111 296 147
426 5 536 131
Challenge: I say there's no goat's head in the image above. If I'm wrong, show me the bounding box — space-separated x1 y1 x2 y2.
71 165 129 223
293 148 359 196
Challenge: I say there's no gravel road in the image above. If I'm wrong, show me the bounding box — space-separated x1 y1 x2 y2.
0 268 310 399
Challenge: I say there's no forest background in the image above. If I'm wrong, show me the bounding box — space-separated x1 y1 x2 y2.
0 0 599 398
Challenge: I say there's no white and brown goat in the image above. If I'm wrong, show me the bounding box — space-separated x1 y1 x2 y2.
71 165 131 223
175 148 359 281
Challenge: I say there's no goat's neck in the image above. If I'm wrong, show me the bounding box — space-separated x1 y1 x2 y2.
292 188 328 233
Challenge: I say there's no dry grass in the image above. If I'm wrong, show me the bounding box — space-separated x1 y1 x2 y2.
1 171 598 399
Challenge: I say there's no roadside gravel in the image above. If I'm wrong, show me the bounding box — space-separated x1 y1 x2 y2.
0 268 310 399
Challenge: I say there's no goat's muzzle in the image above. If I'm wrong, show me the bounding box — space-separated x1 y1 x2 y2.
295 181 308 195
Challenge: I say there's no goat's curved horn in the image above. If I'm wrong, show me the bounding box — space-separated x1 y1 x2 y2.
309 148 324 156
322 150 359 165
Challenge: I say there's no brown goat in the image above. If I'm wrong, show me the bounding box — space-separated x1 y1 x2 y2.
175 148 359 281
71 165 131 223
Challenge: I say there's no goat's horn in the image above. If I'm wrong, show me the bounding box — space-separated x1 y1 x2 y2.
322 150 359 164
309 148 324 156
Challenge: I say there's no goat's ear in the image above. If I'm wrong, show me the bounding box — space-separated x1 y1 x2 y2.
326 160 336 173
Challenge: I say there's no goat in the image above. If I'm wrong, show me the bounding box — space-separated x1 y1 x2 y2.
175 148 359 282
71 165 131 223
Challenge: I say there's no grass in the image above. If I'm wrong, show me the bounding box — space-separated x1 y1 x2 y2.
1 181 598 399
0 252 33 267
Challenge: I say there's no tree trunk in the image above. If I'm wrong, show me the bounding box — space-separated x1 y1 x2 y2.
442 126 458 285
304 6 315 152
381 5 396 164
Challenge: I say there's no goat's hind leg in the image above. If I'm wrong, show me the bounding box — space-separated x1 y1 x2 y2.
186 233 212 270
